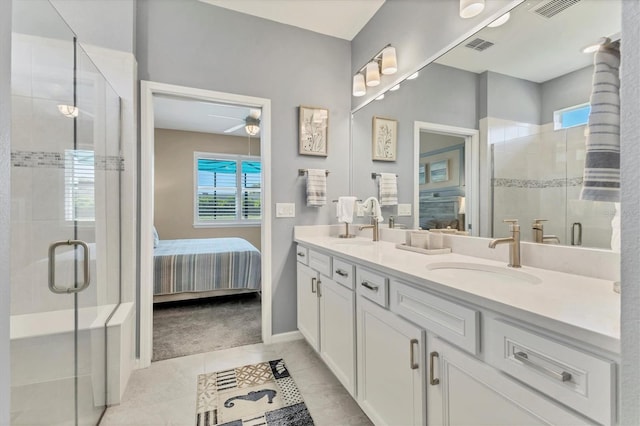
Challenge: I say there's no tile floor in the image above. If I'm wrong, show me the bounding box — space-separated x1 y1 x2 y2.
101 339 372 426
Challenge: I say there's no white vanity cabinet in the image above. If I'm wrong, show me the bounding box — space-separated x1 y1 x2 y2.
296 245 357 395
427 335 592 426
357 296 426 426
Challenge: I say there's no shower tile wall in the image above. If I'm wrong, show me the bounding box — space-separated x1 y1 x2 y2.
490 118 615 249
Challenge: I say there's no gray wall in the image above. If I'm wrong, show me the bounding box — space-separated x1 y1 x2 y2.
541 66 593 124
482 71 542 124
621 0 640 423
0 0 10 421
351 0 518 108
50 0 136 53
136 0 351 334
351 63 477 223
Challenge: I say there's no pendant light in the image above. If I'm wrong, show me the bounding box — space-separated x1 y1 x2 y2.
459 0 485 19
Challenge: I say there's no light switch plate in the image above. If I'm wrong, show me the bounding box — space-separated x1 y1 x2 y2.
397 203 412 216
276 203 295 218
356 203 365 217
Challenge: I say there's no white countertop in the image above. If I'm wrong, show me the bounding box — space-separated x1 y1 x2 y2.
294 234 621 354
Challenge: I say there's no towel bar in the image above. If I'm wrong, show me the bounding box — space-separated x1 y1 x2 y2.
371 172 398 179
299 168 329 176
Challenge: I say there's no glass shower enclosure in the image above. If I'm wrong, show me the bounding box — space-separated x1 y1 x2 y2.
10 1 122 424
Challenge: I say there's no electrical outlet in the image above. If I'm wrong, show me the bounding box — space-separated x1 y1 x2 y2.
356 203 365 217
397 203 412 216
276 203 295 218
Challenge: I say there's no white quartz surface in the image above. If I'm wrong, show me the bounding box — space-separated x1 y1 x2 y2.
294 234 621 354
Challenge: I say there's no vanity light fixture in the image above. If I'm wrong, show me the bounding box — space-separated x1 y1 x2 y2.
366 61 381 87
375 93 385 101
459 0 485 19
57 104 78 118
487 12 510 27
582 37 611 53
407 71 419 80
353 74 366 97
390 84 400 92
352 44 398 97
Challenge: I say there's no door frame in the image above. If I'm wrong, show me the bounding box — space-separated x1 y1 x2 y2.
413 121 479 235
139 81 272 368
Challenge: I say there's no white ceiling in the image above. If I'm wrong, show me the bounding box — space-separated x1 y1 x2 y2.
153 95 257 137
199 0 385 40
436 0 621 83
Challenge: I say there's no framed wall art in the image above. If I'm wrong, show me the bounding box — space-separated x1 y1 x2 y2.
429 159 449 183
372 116 397 161
299 106 329 156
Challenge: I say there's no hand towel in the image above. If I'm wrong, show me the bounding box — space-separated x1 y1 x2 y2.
306 169 327 206
362 196 383 222
336 196 357 224
379 173 398 206
580 42 620 202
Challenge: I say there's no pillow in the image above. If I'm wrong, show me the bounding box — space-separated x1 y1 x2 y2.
152 226 159 248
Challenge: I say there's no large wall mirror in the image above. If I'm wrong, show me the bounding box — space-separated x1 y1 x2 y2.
351 0 621 250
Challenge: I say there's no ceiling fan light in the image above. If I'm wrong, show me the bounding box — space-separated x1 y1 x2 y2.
366 61 380 87
459 0 485 19
245 124 260 136
57 104 78 118
381 46 398 75
353 73 366 97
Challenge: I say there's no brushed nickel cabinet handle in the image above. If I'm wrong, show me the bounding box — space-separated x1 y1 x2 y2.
409 338 419 370
514 351 572 382
335 269 348 277
361 281 379 292
317 279 322 297
311 277 317 294
297 251 306 257
430 351 440 385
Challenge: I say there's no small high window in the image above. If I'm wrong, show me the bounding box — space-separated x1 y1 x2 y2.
553 103 591 130
194 152 261 227
65 149 95 222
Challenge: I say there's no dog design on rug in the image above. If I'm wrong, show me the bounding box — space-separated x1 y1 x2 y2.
224 389 277 408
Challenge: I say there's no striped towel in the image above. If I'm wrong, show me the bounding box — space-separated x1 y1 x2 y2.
379 173 398 206
580 43 620 203
306 169 327 206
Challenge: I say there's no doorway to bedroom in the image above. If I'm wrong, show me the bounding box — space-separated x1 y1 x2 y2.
140 83 272 365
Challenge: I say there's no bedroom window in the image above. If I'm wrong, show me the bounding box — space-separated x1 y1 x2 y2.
195 153 261 226
64 149 95 222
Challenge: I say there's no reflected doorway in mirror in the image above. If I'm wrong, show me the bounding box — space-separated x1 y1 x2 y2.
372 116 397 161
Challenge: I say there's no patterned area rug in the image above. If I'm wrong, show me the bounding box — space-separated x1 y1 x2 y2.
196 359 314 426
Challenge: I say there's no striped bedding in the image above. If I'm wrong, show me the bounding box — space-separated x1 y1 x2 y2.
153 237 261 296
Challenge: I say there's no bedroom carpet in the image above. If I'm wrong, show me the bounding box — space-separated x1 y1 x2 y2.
153 293 262 362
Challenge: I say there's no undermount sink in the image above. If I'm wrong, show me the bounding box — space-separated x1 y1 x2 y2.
426 262 542 285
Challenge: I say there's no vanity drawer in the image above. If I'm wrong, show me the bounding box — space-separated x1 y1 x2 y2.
295 245 308 265
356 267 388 307
332 258 355 290
390 280 479 355
308 249 331 277
486 319 615 426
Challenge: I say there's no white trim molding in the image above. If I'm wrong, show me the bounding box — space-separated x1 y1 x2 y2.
139 81 273 368
413 121 479 236
269 331 304 344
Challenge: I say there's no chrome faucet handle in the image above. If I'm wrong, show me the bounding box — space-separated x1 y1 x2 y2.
503 219 520 231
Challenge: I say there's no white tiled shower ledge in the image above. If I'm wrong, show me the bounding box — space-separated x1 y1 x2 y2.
294 225 620 354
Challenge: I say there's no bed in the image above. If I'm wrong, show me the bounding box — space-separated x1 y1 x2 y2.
153 237 261 303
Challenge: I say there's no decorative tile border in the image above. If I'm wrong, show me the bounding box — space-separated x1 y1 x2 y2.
493 177 583 188
11 150 124 171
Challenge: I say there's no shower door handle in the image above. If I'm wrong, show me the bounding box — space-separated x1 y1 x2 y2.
48 240 91 294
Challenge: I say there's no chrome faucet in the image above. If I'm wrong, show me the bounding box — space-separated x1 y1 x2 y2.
359 217 380 241
489 219 521 268
532 219 560 244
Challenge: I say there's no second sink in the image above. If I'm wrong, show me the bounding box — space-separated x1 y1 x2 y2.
426 262 542 285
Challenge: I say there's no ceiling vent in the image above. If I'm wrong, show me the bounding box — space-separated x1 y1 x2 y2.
465 38 495 52
531 0 581 19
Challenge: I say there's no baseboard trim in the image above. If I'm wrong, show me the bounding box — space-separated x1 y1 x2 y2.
269 331 303 344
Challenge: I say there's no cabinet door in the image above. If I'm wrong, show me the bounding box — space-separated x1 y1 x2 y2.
297 263 320 350
427 335 592 426
319 277 356 396
357 296 425 426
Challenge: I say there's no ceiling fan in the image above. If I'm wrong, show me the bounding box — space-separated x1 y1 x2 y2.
208 108 261 135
